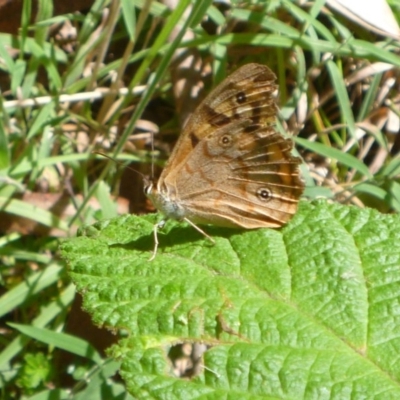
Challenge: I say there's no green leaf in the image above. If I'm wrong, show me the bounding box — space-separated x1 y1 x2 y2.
326 60 356 138
16 352 51 390
354 182 388 201
381 156 400 178
0 197 68 231
11 59 27 95
295 137 372 178
0 33 67 63
61 200 400 398
0 264 63 319
9 324 103 364
388 180 400 212
0 113 10 170
94 180 118 219
121 0 136 40
26 101 56 139
0 284 75 370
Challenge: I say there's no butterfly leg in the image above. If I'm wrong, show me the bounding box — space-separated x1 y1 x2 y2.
183 218 215 245
149 219 167 261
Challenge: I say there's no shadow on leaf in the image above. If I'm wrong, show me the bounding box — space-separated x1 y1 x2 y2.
109 223 240 255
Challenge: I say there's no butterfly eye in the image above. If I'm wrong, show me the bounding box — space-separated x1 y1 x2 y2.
256 187 272 202
236 91 246 104
144 182 153 195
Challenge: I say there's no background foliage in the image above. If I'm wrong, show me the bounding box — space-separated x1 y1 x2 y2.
1 0 400 398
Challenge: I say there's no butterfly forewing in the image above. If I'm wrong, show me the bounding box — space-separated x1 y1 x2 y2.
162 64 278 177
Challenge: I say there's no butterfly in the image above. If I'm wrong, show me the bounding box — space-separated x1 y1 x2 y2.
145 63 304 259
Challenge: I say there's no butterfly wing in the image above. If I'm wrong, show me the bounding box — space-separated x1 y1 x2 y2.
161 63 278 183
153 63 304 228
173 120 304 228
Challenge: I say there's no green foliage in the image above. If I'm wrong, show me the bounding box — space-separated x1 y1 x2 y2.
1 0 400 397
16 352 51 391
61 200 400 398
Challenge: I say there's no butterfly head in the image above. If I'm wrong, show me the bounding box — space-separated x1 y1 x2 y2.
144 177 188 221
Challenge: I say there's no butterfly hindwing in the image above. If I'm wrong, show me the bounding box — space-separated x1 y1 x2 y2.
175 120 303 228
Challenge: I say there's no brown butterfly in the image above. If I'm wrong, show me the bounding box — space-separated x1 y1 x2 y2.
145 63 304 259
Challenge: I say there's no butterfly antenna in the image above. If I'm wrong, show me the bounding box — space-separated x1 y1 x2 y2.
92 151 146 181
150 130 155 181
